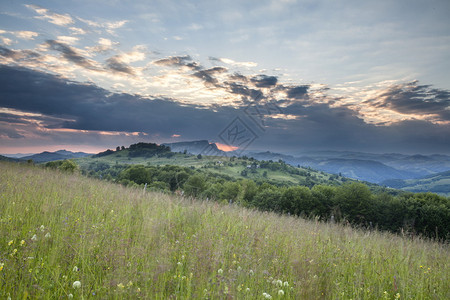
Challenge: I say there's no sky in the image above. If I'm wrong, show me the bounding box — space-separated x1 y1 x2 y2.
0 0 449 155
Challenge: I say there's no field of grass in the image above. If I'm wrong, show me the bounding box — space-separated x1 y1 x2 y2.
1 162 448 299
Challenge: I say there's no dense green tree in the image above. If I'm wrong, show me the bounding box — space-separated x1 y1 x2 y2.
119 165 152 185
184 174 206 197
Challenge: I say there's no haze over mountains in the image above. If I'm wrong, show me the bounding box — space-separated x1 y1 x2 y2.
164 140 450 182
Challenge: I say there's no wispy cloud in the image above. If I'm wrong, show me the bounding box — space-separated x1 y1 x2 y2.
25 4 73 26
77 17 128 35
45 40 100 70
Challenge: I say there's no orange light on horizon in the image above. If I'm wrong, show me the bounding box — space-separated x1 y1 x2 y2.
215 143 239 152
171 134 181 138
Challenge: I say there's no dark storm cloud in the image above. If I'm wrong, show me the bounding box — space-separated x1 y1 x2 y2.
0 65 235 140
1 65 449 154
45 40 99 70
251 74 278 87
105 56 135 75
365 81 450 121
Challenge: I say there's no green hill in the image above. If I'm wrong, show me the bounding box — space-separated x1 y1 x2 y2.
1 162 448 299
382 170 450 197
75 143 354 188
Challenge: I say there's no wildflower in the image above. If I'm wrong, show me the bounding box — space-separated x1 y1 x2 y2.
278 289 285 296
40 225 45 232
45 232 51 238
246 288 250 292
73 266 79 272
276 279 283 287
20 240 25 246
127 281 133 287
177 262 182 267
237 266 242 272
117 283 125 289
72 281 81 289
8 240 13 246
0 262 4 271
31 234 37 241
68 294 73 299
137 288 141 292
395 293 401 299
283 281 289 287
249 269 254 275
218 268 223 274
10 249 17 257
263 292 272 299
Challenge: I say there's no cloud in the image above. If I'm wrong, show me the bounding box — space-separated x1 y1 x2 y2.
364 81 450 123
87 38 115 53
210 57 258 68
77 17 128 35
25 4 73 26
153 55 194 67
56 36 79 45
45 40 99 70
69 27 87 35
0 37 13 46
0 65 449 154
286 85 309 99
251 74 278 87
192 66 227 86
105 56 135 75
0 46 41 61
14 31 39 40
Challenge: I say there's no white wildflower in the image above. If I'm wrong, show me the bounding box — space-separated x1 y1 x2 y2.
278 289 285 296
45 232 51 238
73 266 79 272
217 268 223 274
72 281 81 289
277 279 283 287
283 281 289 287
68 294 73 299
31 234 37 241
40 225 45 232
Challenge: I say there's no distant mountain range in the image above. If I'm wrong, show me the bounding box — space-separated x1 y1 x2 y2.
7 150 92 163
381 170 450 197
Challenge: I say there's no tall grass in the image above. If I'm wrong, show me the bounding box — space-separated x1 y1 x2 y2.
0 162 448 299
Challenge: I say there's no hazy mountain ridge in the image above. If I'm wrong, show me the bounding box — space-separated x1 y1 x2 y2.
381 170 450 197
20 150 92 163
163 140 226 156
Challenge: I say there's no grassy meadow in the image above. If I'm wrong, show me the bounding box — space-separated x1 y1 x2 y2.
0 162 448 299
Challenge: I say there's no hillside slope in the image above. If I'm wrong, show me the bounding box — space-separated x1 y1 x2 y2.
0 162 448 299
382 170 450 197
